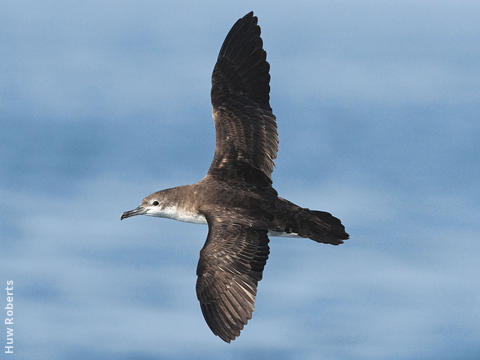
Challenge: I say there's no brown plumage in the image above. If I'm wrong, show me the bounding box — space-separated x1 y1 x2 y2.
196 210 270 342
121 11 349 343
209 12 278 186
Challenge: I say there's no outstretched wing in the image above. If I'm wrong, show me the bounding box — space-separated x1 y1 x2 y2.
208 11 278 186
196 209 270 342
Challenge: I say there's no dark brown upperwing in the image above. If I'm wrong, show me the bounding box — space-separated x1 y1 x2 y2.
195 209 270 342
209 12 278 186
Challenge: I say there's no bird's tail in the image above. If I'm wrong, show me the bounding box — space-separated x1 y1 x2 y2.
273 198 349 245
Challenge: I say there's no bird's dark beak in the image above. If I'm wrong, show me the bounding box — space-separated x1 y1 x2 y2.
121 206 146 220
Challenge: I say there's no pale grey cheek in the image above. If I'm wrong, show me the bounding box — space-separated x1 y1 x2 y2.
145 208 164 217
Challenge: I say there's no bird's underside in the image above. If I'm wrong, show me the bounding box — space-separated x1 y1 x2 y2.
121 11 349 343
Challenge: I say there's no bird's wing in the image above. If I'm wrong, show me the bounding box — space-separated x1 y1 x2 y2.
196 208 270 342
208 12 278 186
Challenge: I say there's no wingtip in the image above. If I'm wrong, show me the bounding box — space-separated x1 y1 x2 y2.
219 335 233 344
218 330 240 343
243 11 258 24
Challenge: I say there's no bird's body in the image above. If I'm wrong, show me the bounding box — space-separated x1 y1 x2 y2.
138 179 347 243
121 11 349 343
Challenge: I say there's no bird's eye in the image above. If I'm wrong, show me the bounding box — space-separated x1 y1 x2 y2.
152 201 159 206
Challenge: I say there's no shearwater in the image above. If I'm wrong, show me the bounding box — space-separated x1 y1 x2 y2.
121 11 349 343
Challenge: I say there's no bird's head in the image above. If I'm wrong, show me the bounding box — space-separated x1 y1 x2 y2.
120 191 170 220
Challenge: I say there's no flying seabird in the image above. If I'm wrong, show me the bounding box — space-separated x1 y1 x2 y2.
121 11 349 343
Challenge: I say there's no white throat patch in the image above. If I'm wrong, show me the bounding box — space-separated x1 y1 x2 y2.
146 205 207 224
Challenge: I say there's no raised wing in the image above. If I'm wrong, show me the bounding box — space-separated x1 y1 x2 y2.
208 11 278 186
196 209 270 342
